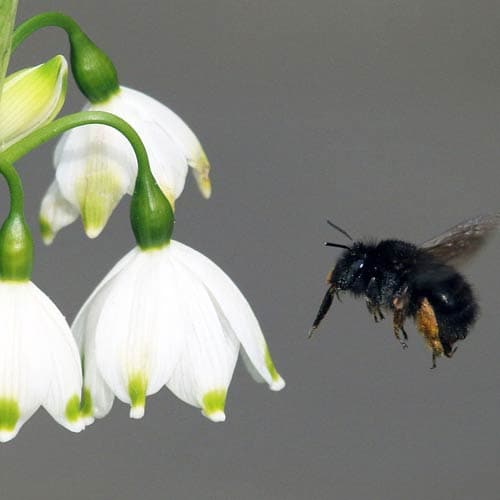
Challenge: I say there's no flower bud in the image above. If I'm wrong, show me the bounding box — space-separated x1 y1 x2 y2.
0 55 67 150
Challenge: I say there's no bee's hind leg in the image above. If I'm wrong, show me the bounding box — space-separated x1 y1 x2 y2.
431 352 437 369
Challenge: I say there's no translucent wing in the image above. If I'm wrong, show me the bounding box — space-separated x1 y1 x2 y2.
421 214 500 265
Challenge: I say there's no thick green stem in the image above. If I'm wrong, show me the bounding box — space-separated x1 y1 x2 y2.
0 158 22 215
12 12 80 51
0 157 33 281
12 12 119 103
2 111 174 249
2 111 146 168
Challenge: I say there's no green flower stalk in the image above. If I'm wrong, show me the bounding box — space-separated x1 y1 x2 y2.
12 11 211 241
1 110 174 249
12 11 118 103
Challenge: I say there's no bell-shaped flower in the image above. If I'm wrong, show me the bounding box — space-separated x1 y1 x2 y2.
0 281 84 442
73 241 285 424
0 55 68 151
39 86 211 244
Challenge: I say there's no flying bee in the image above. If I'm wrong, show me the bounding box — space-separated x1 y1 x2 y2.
309 214 499 368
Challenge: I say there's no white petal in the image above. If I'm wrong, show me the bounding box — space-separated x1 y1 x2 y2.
99 89 189 203
166 257 239 422
0 283 50 442
54 97 135 238
73 285 115 422
24 283 84 433
94 247 186 416
119 86 211 198
126 117 188 204
39 180 79 244
170 241 285 391
72 248 141 420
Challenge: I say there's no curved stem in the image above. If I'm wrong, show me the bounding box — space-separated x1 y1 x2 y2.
1 110 152 180
1 110 173 248
0 157 23 215
12 11 80 51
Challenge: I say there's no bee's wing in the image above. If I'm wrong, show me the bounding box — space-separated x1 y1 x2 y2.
420 213 500 265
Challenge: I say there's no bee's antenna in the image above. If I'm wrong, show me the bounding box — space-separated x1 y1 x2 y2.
324 242 351 250
326 220 353 241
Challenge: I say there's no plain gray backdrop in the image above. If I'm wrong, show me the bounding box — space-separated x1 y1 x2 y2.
2 1 500 499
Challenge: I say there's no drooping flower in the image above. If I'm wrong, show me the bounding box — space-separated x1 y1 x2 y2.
73 241 285 424
0 54 68 150
0 158 84 442
0 281 84 442
39 85 211 243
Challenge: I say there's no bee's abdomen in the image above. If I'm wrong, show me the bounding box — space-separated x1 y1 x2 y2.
421 271 478 356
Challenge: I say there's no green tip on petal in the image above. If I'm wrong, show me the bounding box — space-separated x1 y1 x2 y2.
0 398 19 432
191 149 212 199
39 216 54 245
202 389 227 422
65 394 81 423
76 168 124 239
265 346 286 391
128 373 147 419
80 387 93 419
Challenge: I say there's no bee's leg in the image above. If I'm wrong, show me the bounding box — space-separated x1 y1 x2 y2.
400 325 408 340
392 310 408 349
366 278 384 322
309 285 336 338
431 352 437 369
366 299 378 322
444 346 458 359
366 299 385 323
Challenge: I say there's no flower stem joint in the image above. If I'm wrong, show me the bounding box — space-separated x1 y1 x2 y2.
0 212 33 281
130 169 175 250
69 29 119 104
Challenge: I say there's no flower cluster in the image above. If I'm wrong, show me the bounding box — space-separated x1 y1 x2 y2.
0 7 284 442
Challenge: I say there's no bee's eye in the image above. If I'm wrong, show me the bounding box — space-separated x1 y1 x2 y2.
352 259 365 271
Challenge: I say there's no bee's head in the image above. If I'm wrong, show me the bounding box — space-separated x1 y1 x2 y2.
328 242 370 293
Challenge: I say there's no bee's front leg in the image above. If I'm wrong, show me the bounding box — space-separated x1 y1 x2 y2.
365 298 384 323
366 277 384 322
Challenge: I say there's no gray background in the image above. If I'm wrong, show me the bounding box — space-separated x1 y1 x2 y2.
2 1 500 499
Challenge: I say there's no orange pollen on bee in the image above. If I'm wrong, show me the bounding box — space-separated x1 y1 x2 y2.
416 298 443 355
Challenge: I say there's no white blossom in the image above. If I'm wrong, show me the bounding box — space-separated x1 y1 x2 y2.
73 241 284 424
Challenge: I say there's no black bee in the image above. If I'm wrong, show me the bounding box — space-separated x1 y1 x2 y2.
309 214 499 368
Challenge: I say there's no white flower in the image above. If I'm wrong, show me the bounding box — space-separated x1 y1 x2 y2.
0 281 84 442
0 55 68 151
73 241 284 424
39 86 211 243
